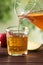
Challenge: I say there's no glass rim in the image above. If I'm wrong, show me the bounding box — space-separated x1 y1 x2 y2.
6 26 29 29
6 26 29 32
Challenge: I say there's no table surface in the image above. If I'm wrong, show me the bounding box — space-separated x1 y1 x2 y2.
0 45 43 65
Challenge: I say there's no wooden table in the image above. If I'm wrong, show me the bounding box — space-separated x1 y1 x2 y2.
0 45 43 65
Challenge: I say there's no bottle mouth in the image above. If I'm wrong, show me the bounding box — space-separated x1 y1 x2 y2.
15 0 37 16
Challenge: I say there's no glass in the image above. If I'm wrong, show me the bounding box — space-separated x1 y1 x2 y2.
6 26 29 56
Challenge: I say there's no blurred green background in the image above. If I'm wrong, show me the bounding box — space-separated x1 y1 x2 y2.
0 0 43 43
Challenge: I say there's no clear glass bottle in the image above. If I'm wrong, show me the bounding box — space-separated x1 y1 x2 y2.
15 0 43 43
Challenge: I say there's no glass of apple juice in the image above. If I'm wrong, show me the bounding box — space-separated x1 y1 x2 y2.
6 26 29 56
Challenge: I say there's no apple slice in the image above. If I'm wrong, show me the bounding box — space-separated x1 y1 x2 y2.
28 41 42 50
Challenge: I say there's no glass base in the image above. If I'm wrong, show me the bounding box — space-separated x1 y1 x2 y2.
8 51 27 56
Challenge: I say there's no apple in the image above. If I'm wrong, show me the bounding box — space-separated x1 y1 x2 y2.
0 33 7 47
28 41 42 50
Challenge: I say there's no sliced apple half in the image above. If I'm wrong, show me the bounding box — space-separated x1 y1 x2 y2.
28 41 42 50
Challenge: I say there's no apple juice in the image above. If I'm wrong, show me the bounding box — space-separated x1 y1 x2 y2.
7 32 28 55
